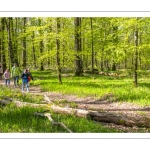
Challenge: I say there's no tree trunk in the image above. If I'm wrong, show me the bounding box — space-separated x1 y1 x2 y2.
1 18 6 71
38 18 44 71
13 18 19 65
56 18 62 84
32 31 36 67
1 96 150 128
90 17 94 73
22 17 27 68
40 40 44 71
74 17 82 76
133 18 138 87
111 26 118 71
5 18 14 65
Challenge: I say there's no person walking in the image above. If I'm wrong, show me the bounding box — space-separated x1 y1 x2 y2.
21 69 29 92
11 63 21 87
4 69 11 87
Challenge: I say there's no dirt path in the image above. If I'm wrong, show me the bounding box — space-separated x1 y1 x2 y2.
1 80 150 132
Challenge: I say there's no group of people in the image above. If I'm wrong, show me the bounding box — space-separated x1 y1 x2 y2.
2 63 33 93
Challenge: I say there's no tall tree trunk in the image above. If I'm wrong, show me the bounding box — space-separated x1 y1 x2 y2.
133 19 139 87
74 17 82 76
22 17 27 68
90 17 94 73
1 18 6 71
40 40 44 70
56 17 62 84
138 29 142 69
38 18 44 71
32 31 36 67
111 26 118 71
100 23 106 72
48 18 52 67
5 17 14 65
31 18 36 68
13 17 19 66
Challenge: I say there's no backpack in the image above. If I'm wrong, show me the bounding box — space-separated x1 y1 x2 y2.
28 76 31 82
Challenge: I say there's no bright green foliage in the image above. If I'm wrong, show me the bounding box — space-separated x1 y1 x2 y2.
1 17 150 72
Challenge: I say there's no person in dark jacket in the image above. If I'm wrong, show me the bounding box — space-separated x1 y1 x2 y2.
21 69 29 92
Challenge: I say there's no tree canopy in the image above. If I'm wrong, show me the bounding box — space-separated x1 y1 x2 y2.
1 17 150 85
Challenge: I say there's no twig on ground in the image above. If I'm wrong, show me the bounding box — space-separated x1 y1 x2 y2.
34 112 73 133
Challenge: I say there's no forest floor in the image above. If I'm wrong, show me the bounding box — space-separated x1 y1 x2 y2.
1 80 150 133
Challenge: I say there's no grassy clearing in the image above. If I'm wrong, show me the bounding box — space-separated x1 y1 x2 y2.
1 69 150 133
0 86 119 133
32 70 150 106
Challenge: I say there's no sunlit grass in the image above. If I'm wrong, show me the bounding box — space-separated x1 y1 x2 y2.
32 70 150 106
1 69 150 133
0 86 120 133
0 104 119 133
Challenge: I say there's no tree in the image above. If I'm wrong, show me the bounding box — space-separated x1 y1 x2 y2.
5 18 14 65
22 17 27 68
90 17 94 73
56 17 62 84
0 18 6 71
38 18 44 71
74 17 82 76
133 18 139 87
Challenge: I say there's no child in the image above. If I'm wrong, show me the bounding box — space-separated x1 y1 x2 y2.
21 69 29 92
4 69 11 87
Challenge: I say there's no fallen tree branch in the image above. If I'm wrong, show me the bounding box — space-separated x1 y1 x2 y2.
34 112 73 133
1 97 150 128
44 94 54 104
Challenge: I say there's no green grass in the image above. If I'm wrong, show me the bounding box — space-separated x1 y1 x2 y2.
0 104 119 133
32 70 150 106
1 69 150 133
0 86 119 133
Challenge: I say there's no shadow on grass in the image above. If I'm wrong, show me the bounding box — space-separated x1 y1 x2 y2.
138 82 150 88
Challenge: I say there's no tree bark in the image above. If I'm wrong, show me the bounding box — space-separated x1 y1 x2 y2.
133 19 138 87
22 17 27 67
1 18 6 71
56 17 62 84
90 17 94 73
5 18 14 65
38 18 44 71
74 17 82 76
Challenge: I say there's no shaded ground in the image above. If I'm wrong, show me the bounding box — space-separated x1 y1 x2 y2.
1 80 150 132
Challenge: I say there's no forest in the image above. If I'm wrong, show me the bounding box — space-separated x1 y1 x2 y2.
0 17 150 133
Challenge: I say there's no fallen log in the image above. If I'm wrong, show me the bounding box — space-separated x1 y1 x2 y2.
1 98 150 128
34 112 73 133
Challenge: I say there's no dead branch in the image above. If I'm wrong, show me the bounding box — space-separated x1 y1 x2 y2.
1 96 150 128
34 112 73 133
44 94 54 104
